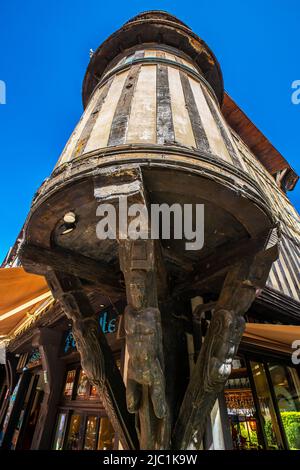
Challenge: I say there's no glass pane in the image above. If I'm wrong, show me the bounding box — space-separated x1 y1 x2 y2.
63 370 76 398
97 417 115 450
225 356 263 450
52 413 67 450
90 385 98 398
77 370 90 399
65 414 82 450
83 416 98 450
251 361 284 449
268 364 300 450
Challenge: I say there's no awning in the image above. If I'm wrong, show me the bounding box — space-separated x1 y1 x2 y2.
0 267 51 337
243 323 300 355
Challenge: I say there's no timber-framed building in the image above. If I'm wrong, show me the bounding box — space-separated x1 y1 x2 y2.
0 11 299 451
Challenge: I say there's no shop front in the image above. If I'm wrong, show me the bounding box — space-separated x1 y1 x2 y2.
0 264 299 451
51 322 123 451
0 299 125 450
225 353 300 450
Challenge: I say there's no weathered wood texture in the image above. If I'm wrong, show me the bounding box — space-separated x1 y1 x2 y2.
179 70 210 153
20 243 121 298
108 65 141 146
119 239 170 450
46 270 138 450
174 245 278 449
156 61 175 144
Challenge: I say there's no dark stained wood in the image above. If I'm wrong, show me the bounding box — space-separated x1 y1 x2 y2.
108 64 141 146
119 239 170 450
202 86 242 168
29 328 65 450
179 71 210 153
156 62 175 144
46 270 139 450
20 243 121 298
173 233 272 295
174 245 278 449
71 78 113 159
254 286 300 324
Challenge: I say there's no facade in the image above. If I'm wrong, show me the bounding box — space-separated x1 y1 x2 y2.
0 11 300 451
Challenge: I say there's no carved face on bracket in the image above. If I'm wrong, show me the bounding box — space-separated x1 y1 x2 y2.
128 270 149 310
205 309 245 392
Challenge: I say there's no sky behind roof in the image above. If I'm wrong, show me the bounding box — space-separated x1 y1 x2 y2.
0 0 299 262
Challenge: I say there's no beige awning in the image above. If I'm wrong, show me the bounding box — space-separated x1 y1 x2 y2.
0 267 51 337
243 323 300 355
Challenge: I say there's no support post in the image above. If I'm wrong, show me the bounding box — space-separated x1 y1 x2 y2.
46 270 138 450
174 245 278 449
119 239 170 449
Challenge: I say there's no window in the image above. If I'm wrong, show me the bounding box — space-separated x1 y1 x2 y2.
83 416 98 450
63 370 76 398
268 364 300 450
76 370 90 399
226 354 300 451
52 413 67 450
90 385 98 398
65 414 82 450
225 357 262 450
250 361 284 449
97 417 115 450
53 413 115 450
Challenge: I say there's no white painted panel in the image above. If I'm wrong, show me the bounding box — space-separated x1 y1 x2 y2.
168 67 196 147
189 77 232 162
84 70 128 152
126 65 157 143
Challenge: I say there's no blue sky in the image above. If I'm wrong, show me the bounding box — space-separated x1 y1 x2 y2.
0 0 299 262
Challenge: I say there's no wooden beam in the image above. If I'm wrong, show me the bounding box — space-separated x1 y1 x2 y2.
173 234 270 295
46 270 139 450
19 243 121 298
173 245 278 449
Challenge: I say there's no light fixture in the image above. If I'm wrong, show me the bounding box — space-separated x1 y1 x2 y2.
61 211 77 235
63 211 76 224
61 225 75 235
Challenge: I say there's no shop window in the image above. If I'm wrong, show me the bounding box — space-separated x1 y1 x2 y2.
63 370 76 398
225 357 262 450
97 417 115 450
65 414 82 450
90 385 98 398
52 413 67 450
250 361 284 449
26 349 42 369
268 364 300 450
83 416 98 450
76 370 90 399
53 413 115 450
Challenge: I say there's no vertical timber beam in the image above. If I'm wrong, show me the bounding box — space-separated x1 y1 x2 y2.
46 270 138 450
174 244 278 449
119 239 170 449
94 165 171 450
30 327 64 449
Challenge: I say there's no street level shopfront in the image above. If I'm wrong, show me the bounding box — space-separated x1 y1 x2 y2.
0 296 125 450
224 354 300 450
1 289 300 450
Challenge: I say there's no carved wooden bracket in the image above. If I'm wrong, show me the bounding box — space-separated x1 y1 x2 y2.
45 270 138 450
173 244 278 449
119 239 170 449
